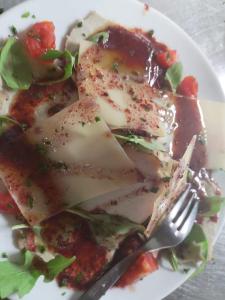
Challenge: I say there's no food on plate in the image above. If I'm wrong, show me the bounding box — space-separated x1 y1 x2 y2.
0 11 224 299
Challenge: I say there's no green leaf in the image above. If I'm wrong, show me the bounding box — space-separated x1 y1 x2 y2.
0 115 24 135
179 224 208 263
40 49 75 84
114 134 166 152
199 196 225 217
67 208 144 248
0 251 75 298
0 37 32 90
165 62 183 92
0 251 40 299
168 248 179 271
88 31 109 44
45 256 75 281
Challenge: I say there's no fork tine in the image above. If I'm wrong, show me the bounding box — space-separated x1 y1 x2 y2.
169 183 191 221
179 198 199 237
174 192 197 228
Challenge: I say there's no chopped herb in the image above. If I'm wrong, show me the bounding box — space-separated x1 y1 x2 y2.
162 176 171 182
74 272 83 284
61 292 66 296
1 252 8 258
0 8 4 14
82 33 86 37
77 21 83 28
150 186 159 193
95 116 101 122
112 62 119 72
147 30 154 37
21 11 30 18
88 31 109 44
35 143 48 156
37 245 45 253
32 14 36 19
9 25 17 36
58 277 69 287
27 195 34 209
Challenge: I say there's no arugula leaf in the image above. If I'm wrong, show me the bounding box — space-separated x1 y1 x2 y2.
199 196 225 217
178 224 208 264
114 134 166 152
0 251 75 299
168 248 179 271
67 208 144 248
45 256 75 281
165 62 183 92
40 49 75 84
0 115 24 135
88 31 109 44
0 251 40 299
0 37 32 90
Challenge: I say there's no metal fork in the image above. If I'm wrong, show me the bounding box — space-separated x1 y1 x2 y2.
78 184 199 300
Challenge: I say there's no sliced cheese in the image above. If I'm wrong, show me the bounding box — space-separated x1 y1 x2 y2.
77 42 175 137
199 99 225 170
66 12 111 53
0 99 141 224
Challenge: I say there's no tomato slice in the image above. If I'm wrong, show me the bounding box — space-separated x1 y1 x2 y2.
155 49 177 69
177 76 198 98
0 192 20 216
116 252 158 287
24 21 56 59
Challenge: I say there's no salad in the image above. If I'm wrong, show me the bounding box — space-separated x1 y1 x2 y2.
0 10 224 299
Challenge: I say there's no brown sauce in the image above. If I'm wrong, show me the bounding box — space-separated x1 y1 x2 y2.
102 26 166 88
173 95 207 172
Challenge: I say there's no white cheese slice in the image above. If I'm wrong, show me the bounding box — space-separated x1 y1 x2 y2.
66 12 111 53
77 42 174 137
0 99 141 224
199 99 225 170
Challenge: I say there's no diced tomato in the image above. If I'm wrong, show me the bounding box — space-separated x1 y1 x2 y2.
155 49 177 69
0 192 20 216
116 252 158 287
24 21 56 58
177 76 198 98
26 230 36 252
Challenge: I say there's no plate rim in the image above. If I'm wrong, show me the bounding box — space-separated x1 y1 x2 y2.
0 1 224 300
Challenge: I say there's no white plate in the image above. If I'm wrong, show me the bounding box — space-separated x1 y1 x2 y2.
0 0 224 300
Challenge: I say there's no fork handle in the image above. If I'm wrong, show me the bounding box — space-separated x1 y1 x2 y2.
78 249 143 300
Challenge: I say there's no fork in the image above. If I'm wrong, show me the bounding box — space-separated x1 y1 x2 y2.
78 183 199 300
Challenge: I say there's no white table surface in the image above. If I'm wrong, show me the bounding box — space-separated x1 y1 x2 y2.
0 0 224 299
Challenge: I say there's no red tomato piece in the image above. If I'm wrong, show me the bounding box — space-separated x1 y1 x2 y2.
116 252 158 287
0 192 20 216
24 21 56 58
26 230 36 252
177 76 198 98
155 49 177 69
